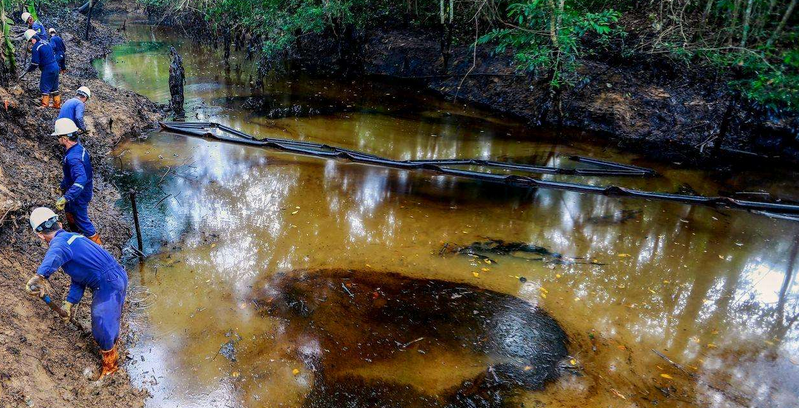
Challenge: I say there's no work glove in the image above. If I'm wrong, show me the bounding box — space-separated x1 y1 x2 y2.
62 301 77 322
55 196 67 211
25 275 52 299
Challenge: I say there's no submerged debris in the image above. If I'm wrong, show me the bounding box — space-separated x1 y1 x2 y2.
440 238 603 265
585 209 642 225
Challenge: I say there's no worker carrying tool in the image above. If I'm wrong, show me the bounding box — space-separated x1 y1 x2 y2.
58 87 91 132
23 29 61 108
25 207 128 379
48 28 66 72
53 118 101 244
21 11 46 39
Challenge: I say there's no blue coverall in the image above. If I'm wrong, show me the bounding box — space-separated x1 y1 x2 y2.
49 34 66 71
29 38 60 95
60 143 96 237
36 230 128 350
31 20 46 39
58 98 86 131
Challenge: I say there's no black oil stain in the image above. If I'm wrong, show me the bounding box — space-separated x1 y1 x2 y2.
249 269 570 407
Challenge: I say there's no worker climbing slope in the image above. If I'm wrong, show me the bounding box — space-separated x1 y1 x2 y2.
48 28 67 72
53 118 101 244
23 29 61 108
21 11 46 39
58 87 91 132
25 207 128 379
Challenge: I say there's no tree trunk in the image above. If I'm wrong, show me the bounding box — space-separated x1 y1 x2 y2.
84 0 95 41
767 0 798 46
168 46 185 118
740 0 754 47
713 94 737 157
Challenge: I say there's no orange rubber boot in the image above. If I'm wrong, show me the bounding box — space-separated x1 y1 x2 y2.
99 346 119 378
52 93 62 109
41 94 50 107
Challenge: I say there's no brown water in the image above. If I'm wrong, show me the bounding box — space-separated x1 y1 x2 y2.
101 25 799 407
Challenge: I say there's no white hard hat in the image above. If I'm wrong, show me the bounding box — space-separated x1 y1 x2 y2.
21 12 31 22
24 29 37 41
77 86 91 99
30 207 58 232
48 28 56 34
52 118 80 137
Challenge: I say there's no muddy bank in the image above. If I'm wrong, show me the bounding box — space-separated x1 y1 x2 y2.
0 9 160 407
322 28 797 164
249 269 570 407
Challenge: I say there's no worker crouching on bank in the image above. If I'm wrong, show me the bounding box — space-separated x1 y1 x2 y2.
53 118 102 244
25 207 128 379
23 29 61 108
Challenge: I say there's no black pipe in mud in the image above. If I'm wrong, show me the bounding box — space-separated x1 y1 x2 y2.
249 269 570 407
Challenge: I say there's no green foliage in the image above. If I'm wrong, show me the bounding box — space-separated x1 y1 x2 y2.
0 0 16 75
479 1 623 88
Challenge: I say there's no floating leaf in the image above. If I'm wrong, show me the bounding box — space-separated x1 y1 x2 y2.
618 253 630 257
707 343 718 348
556 274 562 278
292 368 300 375
648 289 656 294
484 259 492 264
291 210 299 215
660 373 673 379
472 272 479 277
570 359 577 366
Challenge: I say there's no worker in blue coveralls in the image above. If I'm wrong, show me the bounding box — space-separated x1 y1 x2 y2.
21 11 46 39
52 118 102 244
48 28 67 72
58 87 91 132
25 207 128 379
23 29 62 108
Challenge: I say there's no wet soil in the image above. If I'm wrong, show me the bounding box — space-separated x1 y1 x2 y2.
0 9 160 407
250 269 570 407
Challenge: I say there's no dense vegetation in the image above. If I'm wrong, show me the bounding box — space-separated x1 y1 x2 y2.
137 0 797 112
3 0 795 110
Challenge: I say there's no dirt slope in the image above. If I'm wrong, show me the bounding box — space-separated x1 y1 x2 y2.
0 10 160 407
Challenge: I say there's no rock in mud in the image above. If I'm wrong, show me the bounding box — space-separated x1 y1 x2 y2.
249 269 569 407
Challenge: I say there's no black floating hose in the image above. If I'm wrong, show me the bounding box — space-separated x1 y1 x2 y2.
159 122 799 218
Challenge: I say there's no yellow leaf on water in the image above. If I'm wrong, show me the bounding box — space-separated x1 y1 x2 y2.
484 259 491 264
691 337 701 344
291 210 299 215
540 293 547 299
618 253 630 257
232 371 240 378
472 272 479 277
211 243 216 248
707 343 718 348
366 264 372 268
481 268 489 272
539 287 549 293
648 289 656 294
660 374 673 380
292 369 300 376
239 303 247 309
663 280 670 284
556 274 562 278
570 359 577 366
574 297 581 301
